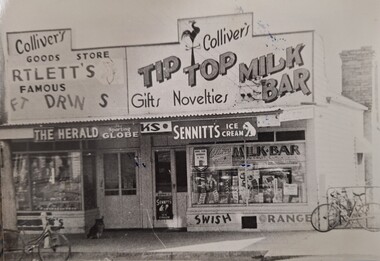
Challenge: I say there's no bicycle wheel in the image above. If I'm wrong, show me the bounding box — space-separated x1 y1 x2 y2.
357 203 380 232
311 204 340 232
38 233 71 261
2 229 25 261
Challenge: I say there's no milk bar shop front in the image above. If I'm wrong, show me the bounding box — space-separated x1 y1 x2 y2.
1 13 365 232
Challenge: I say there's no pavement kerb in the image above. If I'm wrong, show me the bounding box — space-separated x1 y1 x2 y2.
3 250 268 261
69 250 269 260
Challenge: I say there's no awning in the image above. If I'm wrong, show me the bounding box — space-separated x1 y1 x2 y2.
0 107 283 127
355 136 372 153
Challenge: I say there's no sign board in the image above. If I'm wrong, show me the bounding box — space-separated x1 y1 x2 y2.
33 124 139 141
5 14 314 124
171 117 258 143
127 13 313 116
283 183 298 196
6 29 127 123
140 121 172 133
232 142 306 162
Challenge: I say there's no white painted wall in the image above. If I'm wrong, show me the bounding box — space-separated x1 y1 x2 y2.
314 99 366 202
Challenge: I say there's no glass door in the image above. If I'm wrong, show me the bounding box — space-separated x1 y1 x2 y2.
154 149 187 228
103 151 141 228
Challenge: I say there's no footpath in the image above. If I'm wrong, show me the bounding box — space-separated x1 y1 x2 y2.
4 229 380 260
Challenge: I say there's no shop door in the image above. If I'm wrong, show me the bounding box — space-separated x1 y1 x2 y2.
103 151 142 228
154 149 187 228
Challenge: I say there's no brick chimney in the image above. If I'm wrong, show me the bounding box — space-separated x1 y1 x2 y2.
340 46 375 110
340 46 377 186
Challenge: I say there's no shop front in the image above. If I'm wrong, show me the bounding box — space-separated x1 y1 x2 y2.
3 13 366 233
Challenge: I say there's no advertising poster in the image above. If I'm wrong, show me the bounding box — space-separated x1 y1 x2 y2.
156 195 173 220
194 148 208 171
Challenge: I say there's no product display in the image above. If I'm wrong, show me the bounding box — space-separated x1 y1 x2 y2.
13 152 83 211
191 144 306 205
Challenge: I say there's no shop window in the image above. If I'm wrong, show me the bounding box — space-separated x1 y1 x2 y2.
155 151 172 193
11 142 28 152
104 153 120 196
13 154 31 210
104 152 137 196
55 141 80 150
29 142 54 151
190 143 306 206
12 152 82 211
276 130 305 141
83 153 97 209
120 153 137 195
255 132 275 142
175 151 187 192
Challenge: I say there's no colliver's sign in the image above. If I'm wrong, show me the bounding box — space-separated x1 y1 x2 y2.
171 118 258 143
6 29 127 123
127 13 313 115
34 125 139 141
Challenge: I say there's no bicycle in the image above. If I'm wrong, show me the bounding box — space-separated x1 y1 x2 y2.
2 215 71 261
311 190 380 232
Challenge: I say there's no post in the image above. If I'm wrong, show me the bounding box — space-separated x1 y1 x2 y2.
0 14 18 231
0 142 17 230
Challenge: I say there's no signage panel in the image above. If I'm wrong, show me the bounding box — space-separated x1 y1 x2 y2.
127 13 313 115
5 14 314 124
33 124 139 141
170 117 258 143
140 121 172 133
6 29 127 122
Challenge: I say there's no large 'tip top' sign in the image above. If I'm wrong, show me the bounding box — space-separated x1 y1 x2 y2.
5 13 313 123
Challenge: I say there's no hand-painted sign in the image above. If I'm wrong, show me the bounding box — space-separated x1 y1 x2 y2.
6 29 127 123
140 121 172 133
127 13 313 116
171 118 258 143
5 14 314 124
259 213 311 223
34 124 139 141
232 143 305 161
156 195 173 220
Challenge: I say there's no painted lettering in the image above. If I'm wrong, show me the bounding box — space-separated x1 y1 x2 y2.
203 23 250 51
14 30 66 54
138 56 181 88
44 94 85 110
99 93 108 108
233 144 303 158
173 89 228 106
11 65 95 82
194 214 232 225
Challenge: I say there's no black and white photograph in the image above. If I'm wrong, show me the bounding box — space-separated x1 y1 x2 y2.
0 0 379 260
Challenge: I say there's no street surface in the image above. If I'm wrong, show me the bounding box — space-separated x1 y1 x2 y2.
3 229 380 260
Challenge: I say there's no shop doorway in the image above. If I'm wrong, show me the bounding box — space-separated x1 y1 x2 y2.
103 151 142 228
153 149 187 228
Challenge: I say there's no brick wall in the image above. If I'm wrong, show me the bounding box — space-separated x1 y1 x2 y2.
340 46 375 110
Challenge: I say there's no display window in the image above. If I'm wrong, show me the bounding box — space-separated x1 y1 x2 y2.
13 152 83 211
190 142 306 206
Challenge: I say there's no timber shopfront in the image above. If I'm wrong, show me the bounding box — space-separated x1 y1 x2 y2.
1 13 366 232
